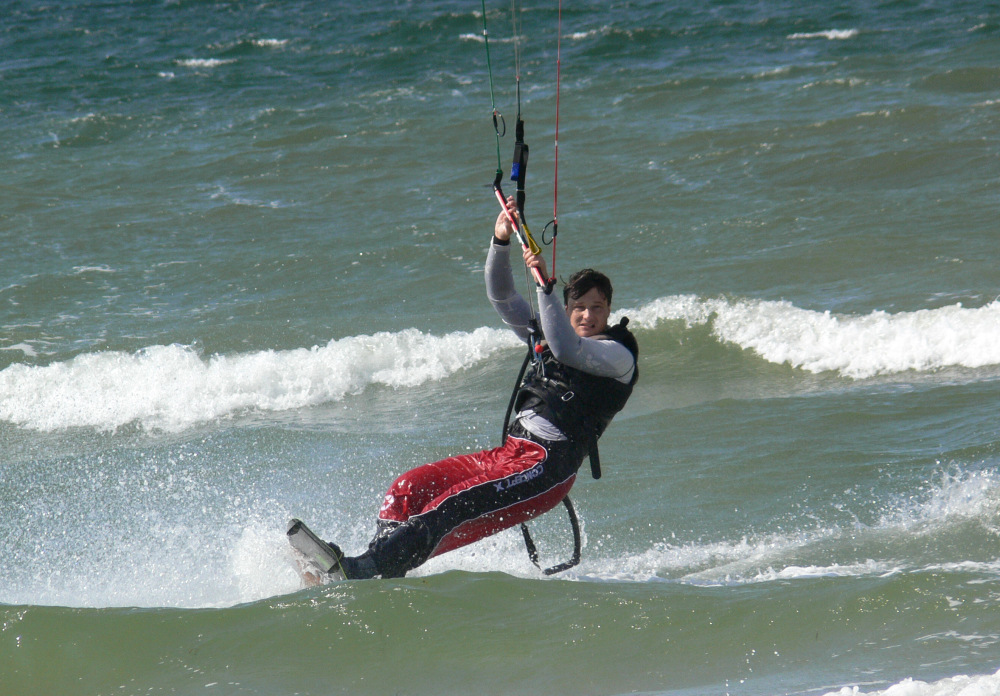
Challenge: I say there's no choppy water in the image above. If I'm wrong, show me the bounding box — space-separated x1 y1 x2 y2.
3 1 1000 695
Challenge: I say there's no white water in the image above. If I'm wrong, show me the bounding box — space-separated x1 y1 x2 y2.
824 669 1000 696
4 296 1000 432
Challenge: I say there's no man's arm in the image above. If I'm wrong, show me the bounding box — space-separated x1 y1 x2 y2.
485 207 534 343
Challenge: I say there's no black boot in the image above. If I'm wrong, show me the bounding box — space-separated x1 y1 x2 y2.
365 517 434 579
338 550 380 580
321 541 380 580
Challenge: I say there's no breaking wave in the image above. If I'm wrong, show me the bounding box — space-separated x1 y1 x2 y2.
3 296 1000 431
627 295 1000 379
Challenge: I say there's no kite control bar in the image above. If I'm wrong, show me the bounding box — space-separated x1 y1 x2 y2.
493 182 548 288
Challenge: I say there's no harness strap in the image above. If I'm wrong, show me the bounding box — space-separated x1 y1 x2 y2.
588 441 602 480
501 348 533 442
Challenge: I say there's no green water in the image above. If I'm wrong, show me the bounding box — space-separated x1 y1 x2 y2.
3 1 1000 695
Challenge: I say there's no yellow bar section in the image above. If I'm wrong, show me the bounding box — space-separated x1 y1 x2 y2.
518 220 543 256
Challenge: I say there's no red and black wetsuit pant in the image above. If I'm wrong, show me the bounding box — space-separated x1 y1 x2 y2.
367 421 585 578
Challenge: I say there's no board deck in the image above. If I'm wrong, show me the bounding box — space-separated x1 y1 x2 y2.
287 518 346 584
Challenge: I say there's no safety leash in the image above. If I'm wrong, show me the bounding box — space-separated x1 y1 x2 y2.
541 0 561 276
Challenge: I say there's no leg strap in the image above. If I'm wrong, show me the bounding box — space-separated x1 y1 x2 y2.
519 496 582 575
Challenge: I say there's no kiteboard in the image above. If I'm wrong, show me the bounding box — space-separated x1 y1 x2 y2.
287 518 346 585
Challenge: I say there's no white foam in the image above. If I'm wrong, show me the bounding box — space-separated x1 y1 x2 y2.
824 668 1000 696
230 525 303 603
458 33 515 44
5 517 301 609
568 28 605 41
176 58 236 68
5 295 1000 432
72 264 116 274
877 468 1000 531
1 343 38 357
606 531 893 586
588 466 1000 587
0 327 520 431
624 295 1000 379
788 29 859 41
252 38 287 48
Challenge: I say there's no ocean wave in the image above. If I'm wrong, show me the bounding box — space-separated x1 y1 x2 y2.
824 668 1000 696
0 327 520 432
624 295 1000 379
175 58 236 68
788 29 859 40
3 295 1000 431
457 32 515 44
598 465 1000 587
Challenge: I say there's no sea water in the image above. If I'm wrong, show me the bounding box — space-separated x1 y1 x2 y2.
3 1 1000 694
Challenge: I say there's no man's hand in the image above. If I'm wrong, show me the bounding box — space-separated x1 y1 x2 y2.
494 195 517 242
523 244 549 280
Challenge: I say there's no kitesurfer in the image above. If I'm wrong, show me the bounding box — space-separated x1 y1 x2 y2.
329 200 638 579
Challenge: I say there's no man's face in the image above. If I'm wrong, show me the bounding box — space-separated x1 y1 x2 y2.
566 287 611 338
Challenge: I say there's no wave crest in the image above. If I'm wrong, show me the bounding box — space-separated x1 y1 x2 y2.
625 296 1000 379
4 295 1000 431
0 327 519 432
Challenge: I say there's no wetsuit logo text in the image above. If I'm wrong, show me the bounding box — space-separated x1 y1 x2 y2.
494 464 544 492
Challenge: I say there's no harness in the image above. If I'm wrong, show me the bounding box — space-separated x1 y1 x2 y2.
513 319 639 479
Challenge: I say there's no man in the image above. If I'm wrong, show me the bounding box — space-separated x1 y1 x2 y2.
327 201 638 579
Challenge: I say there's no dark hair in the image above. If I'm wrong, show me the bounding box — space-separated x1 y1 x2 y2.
563 268 613 305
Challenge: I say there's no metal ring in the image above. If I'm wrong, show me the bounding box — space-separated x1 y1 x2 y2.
493 110 506 137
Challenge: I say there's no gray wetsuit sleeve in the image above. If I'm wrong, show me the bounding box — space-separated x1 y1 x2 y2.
485 240 533 343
